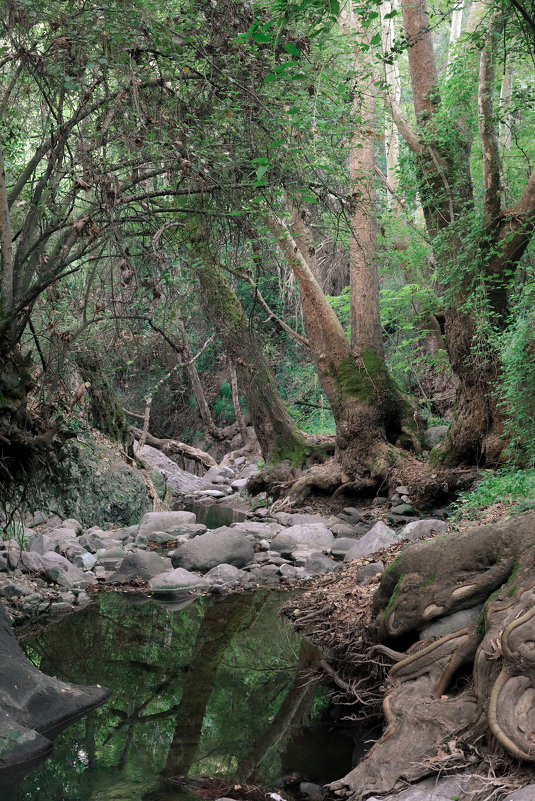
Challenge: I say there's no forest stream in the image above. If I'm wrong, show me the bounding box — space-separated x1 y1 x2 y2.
10 590 356 801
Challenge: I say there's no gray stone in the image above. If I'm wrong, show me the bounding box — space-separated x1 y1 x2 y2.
339 507 363 524
171 527 254 573
390 503 415 516
423 425 449 449
48 527 79 545
505 786 535 800
96 546 127 569
291 549 314 566
110 551 173 584
109 525 139 542
344 521 397 561
304 552 337 575
138 511 196 538
148 568 208 594
18 551 45 574
0 581 33 598
279 564 299 579
331 538 358 558
367 774 469 800
329 523 356 537
41 514 63 531
230 478 248 490
271 524 334 554
356 562 384 583
78 532 109 553
26 532 54 555
300 783 323 801
400 518 448 541
212 474 231 485
60 519 83 535
286 512 331 527
193 489 227 498
166 523 207 539
232 521 283 538
205 564 244 585
72 552 98 571
146 531 180 545
41 551 96 587
259 564 280 577
419 604 483 640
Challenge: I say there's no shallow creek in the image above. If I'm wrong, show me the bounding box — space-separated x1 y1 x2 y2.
12 589 357 801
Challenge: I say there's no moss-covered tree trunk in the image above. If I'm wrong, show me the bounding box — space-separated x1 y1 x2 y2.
266 213 403 490
189 231 305 464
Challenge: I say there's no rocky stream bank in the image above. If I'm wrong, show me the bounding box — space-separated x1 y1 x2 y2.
2 446 535 801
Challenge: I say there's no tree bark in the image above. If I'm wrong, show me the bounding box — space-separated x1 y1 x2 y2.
265 211 403 485
131 427 217 469
189 228 306 464
228 358 248 446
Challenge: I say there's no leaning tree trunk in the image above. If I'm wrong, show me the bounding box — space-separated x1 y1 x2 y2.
327 512 535 799
189 230 306 464
266 212 403 491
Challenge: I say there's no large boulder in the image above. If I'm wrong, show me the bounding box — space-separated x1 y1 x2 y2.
271 524 335 554
344 521 397 561
0 601 110 773
171 527 254 573
137 511 196 539
109 552 172 584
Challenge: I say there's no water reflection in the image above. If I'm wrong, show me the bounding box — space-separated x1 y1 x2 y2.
13 592 345 801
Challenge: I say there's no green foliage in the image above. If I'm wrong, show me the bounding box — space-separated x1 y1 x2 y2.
499 277 535 466
451 468 535 520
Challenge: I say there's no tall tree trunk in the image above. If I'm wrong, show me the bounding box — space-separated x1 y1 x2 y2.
189 228 306 463
266 212 402 485
228 358 248 445
174 310 220 437
380 0 401 204
395 0 527 466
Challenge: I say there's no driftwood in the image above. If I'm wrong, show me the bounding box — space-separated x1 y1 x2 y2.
130 427 217 469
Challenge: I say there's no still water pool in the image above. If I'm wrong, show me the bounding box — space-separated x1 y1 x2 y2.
12 592 355 801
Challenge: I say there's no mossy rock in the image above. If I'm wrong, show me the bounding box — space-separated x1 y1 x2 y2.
35 436 152 527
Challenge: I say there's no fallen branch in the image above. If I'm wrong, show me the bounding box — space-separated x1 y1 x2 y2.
131 426 217 469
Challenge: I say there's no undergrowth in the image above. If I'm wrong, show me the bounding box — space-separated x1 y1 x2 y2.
450 467 535 520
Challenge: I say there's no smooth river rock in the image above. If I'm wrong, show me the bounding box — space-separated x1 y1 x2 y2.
138 511 197 538
271 524 334 554
0 601 110 773
171 527 254 573
148 568 208 594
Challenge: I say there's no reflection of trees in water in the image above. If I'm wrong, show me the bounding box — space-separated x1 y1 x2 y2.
237 638 321 783
17 592 320 800
162 593 262 778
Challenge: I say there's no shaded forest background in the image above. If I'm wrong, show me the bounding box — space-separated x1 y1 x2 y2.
1 0 535 516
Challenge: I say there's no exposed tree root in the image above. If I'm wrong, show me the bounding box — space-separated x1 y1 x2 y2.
284 513 535 800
